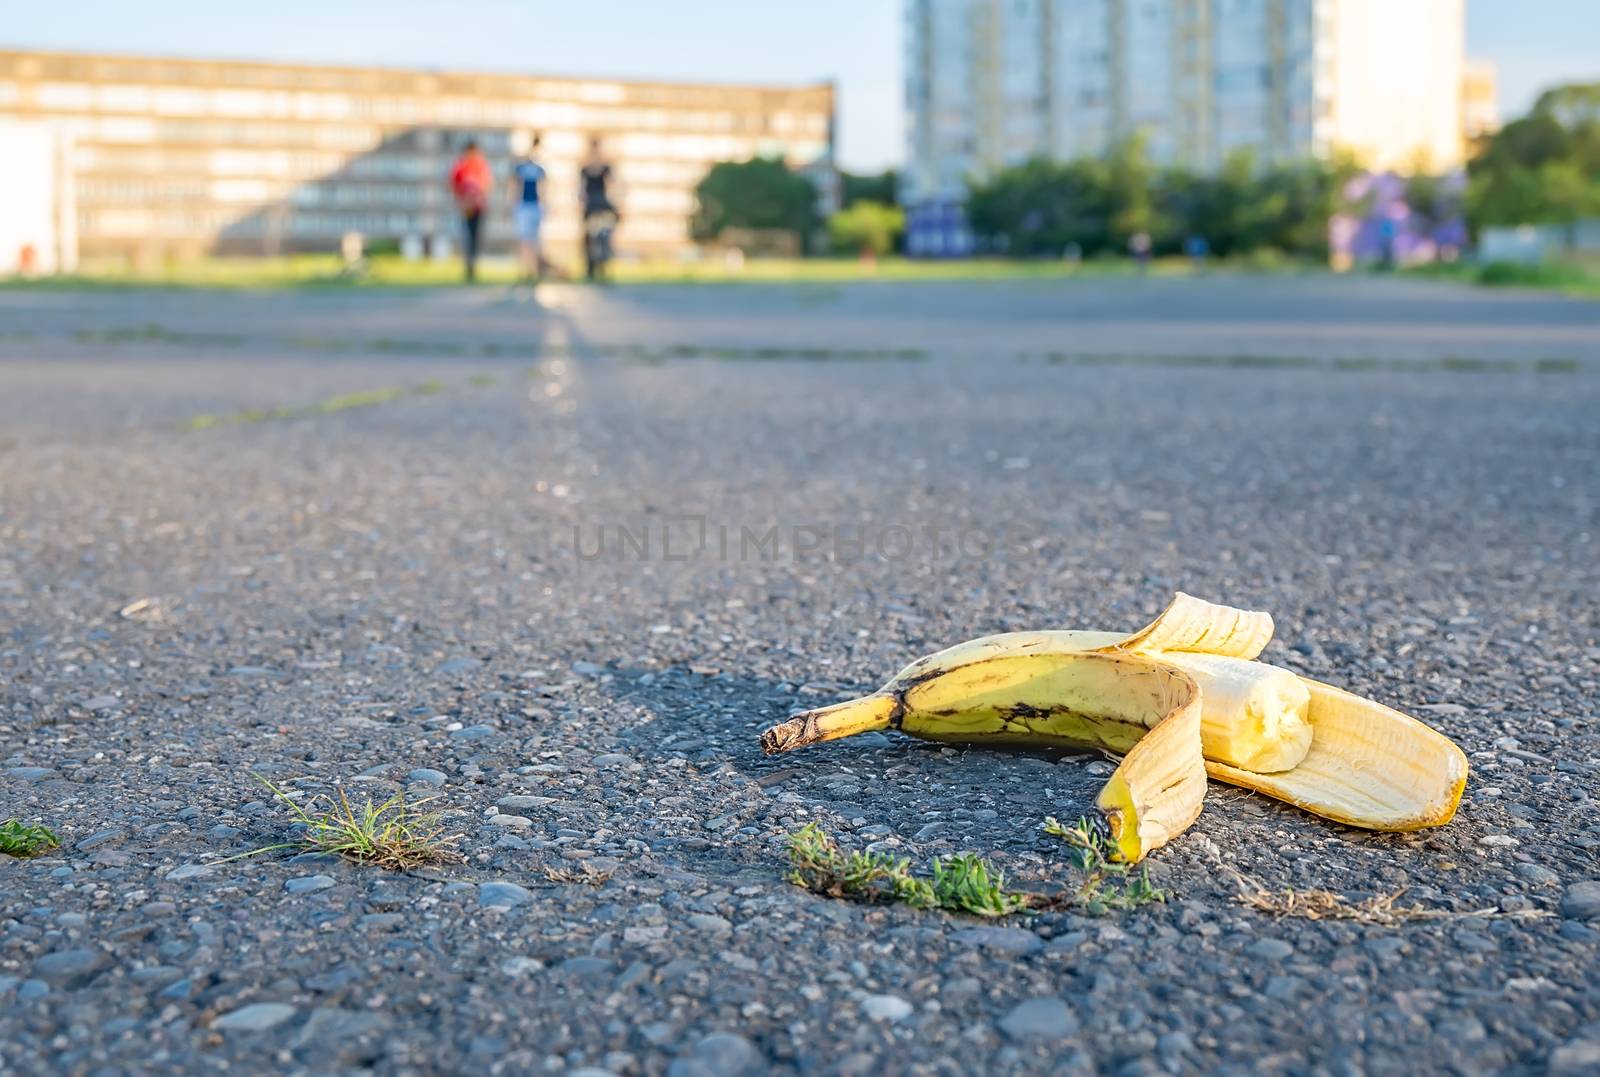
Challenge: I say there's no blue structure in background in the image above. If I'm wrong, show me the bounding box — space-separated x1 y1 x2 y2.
905 201 976 257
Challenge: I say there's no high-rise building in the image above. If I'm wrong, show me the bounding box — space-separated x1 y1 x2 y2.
0 49 835 268
1461 59 1500 146
904 0 1466 236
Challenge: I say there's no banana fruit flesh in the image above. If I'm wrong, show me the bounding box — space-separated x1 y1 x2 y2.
1157 652 1312 773
1206 678 1468 831
759 592 1467 862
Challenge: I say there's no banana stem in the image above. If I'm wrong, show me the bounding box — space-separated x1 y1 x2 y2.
760 694 899 754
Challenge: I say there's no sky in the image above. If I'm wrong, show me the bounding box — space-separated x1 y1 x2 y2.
2 0 1595 172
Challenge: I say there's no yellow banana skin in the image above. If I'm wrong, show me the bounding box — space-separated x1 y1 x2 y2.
761 649 1204 863
1206 679 1468 830
759 593 1468 861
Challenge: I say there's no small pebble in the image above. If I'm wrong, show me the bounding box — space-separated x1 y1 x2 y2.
861 994 914 1022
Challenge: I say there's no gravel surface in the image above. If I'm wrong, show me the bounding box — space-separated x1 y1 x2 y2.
2 277 1598 1075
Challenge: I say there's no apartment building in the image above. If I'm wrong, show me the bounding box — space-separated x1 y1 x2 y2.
905 0 1468 246
1461 59 1500 145
0 49 835 266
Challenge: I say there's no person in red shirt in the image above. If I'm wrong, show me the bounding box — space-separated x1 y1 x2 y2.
448 140 493 282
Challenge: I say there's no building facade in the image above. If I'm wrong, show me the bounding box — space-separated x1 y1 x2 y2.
0 49 835 266
1460 59 1500 146
904 0 1467 233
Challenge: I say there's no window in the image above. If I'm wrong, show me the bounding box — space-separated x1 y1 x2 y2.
38 82 93 109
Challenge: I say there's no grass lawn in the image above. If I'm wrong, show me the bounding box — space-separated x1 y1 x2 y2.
1403 258 1600 300
10 251 1594 297
1 252 1322 290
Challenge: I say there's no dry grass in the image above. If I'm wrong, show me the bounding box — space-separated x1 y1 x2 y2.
1229 869 1551 926
541 861 616 886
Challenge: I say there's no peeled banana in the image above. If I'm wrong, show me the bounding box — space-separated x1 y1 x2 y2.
759 592 1467 862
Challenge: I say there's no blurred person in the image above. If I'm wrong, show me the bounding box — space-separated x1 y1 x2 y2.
580 138 617 281
449 139 493 282
1184 233 1210 270
510 133 547 281
1378 216 1399 271
1128 231 1152 274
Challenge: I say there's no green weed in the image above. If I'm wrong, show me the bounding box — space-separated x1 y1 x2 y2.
1044 816 1167 913
179 386 406 431
243 775 463 870
73 323 244 347
785 822 1030 917
0 820 61 858
930 852 1033 917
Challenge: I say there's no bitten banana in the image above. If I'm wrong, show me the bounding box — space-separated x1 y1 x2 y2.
759 592 1467 862
1157 652 1312 773
1205 678 1468 831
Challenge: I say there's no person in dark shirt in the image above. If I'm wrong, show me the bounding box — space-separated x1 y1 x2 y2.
509 133 547 281
580 138 617 280
580 137 613 218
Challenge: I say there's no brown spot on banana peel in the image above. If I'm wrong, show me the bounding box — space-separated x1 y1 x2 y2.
997 702 1067 722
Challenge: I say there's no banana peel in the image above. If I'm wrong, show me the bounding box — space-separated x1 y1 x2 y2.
759 592 1467 862
1206 678 1468 831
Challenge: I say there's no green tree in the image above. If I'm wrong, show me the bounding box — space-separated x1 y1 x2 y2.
1468 82 1600 227
1105 134 1159 247
1258 156 1360 259
967 144 1351 261
1188 149 1267 255
692 158 820 245
840 170 899 208
827 201 905 256
966 156 1115 256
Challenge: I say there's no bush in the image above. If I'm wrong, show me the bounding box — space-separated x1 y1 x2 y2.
692 158 819 248
1475 260 1591 288
827 201 904 256
1468 83 1600 229
966 141 1354 261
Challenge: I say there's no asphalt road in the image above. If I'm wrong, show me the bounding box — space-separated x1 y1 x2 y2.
2 275 1598 1075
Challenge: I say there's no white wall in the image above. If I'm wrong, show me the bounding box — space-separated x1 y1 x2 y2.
1327 0 1464 170
0 120 75 273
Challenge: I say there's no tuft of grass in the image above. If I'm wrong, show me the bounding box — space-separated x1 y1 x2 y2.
179 386 406 432
73 323 244 347
1044 816 1167 913
0 820 60 858
309 387 405 414
467 373 497 388
177 413 221 432
785 822 1030 917
1535 357 1580 373
246 776 463 870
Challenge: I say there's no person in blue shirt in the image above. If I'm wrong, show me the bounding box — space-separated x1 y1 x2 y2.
509 134 547 281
